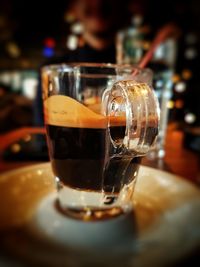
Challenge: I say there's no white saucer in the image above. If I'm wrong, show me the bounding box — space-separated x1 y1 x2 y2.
0 163 200 266
29 192 137 251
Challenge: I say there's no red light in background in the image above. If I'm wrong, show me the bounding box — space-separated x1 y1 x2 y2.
44 38 56 48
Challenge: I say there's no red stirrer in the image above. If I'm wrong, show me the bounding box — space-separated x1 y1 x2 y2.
135 23 179 71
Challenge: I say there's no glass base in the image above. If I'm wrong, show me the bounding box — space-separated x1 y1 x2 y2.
55 199 124 221
56 179 135 221
29 193 136 251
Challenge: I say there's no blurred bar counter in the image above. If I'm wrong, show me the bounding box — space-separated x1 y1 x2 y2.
0 124 199 185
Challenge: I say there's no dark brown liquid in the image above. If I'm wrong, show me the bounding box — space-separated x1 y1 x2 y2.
46 125 141 193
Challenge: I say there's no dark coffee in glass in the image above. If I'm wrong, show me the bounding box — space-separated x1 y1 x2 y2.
42 63 159 220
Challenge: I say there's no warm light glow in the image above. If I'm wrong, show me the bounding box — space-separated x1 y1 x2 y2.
66 35 78 50
172 74 181 83
11 143 21 153
182 69 192 80
175 82 186 93
37 170 43 176
185 48 197 59
23 134 31 142
64 10 76 23
175 100 184 109
22 78 38 99
70 22 83 34
5 42 21 58
132 15 143 26
185 113 196 124
143 41 151 50
167 100 174 109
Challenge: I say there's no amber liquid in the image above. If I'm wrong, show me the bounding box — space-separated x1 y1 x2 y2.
46 125 141 193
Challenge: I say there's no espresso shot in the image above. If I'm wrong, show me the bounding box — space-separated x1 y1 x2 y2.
46 124 141 193
42 64 159 220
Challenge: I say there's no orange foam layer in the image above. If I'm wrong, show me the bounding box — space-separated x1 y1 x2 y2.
44 95 109 128
109 116 126 126
44 95 127 128
44 95 158 129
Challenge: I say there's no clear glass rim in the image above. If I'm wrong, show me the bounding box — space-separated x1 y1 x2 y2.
41 62 152 73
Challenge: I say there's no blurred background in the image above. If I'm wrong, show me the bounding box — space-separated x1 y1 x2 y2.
0 0 199 174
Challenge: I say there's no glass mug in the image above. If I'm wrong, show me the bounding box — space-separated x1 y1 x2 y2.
42 63 159 220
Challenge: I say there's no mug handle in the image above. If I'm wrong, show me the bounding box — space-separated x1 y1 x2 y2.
103 80 160 156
